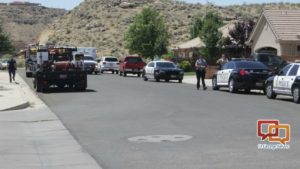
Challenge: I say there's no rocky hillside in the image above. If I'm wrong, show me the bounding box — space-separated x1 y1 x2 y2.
43 0 300 56
0 3 66 50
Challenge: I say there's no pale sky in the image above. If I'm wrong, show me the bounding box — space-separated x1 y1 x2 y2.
0 0 299 10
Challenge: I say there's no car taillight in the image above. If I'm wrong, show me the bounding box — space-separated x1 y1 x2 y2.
239 69 249 76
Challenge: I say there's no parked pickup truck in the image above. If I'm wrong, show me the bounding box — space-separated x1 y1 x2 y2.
119 56 146 77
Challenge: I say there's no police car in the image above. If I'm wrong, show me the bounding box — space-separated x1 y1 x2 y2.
265 63 300 103
212 60 271 93
143 61 184 83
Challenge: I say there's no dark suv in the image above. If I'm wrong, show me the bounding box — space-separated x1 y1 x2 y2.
251 53 287 73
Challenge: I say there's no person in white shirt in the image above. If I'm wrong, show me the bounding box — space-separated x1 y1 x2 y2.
216 54 229 70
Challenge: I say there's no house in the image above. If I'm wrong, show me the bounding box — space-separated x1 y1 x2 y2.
172 37 205 59
172 22 236 60
247 10 300 61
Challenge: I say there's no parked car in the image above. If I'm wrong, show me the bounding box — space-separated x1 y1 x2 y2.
0 60 9 70
212 60 271 93
119 56 146 77
83 56 99 74
99 56 119 74
143 61 184 83
265 62 300 103
251 53 287 73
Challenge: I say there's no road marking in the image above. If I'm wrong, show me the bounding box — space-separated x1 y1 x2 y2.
128 135 192 143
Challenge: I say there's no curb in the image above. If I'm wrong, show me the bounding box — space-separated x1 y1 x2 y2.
0 101 30 112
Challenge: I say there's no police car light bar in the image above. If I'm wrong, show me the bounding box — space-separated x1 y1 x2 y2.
231 58 255 61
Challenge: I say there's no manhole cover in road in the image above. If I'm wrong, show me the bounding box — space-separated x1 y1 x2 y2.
128 135 192 143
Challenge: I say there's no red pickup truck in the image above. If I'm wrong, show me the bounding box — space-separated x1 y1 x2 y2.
119 56 146 77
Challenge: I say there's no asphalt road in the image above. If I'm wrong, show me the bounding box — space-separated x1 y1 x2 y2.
19 70 300 169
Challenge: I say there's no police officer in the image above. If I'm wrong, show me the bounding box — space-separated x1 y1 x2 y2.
8 56 17 83
195 55 208 90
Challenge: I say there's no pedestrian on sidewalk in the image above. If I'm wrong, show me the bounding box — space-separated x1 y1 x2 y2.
8 56 17 83
195 55 208 90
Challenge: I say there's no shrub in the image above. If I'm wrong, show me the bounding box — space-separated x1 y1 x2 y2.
16 59 25 68
179 60 191 72
2 54 12 60
161 52 175 61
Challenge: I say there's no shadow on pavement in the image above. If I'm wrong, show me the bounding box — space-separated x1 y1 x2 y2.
216 89 265 96
42 88 97 94
120 76 142 78
276 97 294 103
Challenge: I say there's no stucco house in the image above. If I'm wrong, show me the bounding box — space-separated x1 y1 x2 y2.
172 37 205 59
173 22 236 59
246 10 300 61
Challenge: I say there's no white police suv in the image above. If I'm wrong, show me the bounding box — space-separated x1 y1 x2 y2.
265 63 300 103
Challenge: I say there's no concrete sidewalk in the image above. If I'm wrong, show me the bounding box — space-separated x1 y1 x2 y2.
0 71 30 111
0 70 102 169
183 75 212 87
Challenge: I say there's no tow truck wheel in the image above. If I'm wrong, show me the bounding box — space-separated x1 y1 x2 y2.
33 78 36 89
26 72 32 77
266 83 276 99
292 86 300 103
36 84 41 92
35 78 41 92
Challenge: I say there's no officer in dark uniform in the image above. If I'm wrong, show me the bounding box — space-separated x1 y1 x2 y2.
8 57 17 83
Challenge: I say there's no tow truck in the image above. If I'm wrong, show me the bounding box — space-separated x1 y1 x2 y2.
25 44 38 77
33 45 87 92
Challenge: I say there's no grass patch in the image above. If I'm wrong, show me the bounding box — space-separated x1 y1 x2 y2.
184 72 195 76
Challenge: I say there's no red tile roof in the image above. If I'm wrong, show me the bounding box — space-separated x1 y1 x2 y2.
264 10 300 41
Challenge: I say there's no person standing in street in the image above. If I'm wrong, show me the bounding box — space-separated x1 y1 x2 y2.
8 56 17 83
216 54 229 70
195 55 208 90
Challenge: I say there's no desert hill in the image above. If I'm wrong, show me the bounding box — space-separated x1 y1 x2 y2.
0 2 66 50
40 0 300 56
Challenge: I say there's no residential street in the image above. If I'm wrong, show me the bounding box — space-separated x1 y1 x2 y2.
19 70 300 169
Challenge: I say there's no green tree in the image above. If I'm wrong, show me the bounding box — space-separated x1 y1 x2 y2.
190 14 203 39
124 8 169 60
199 12 222 61
0 24 14 53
